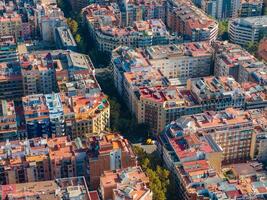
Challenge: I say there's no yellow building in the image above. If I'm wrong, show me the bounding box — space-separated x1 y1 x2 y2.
63 94 110 138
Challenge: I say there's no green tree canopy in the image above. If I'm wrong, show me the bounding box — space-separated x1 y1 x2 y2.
218 21 228 40
245 41 259 55
75 34 81 43
133 146 170 200
67 18 78 35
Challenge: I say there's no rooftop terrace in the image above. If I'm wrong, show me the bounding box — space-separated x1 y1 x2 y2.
146 42 213 59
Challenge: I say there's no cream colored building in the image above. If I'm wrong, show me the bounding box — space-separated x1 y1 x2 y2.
0 14 22 39
63 95 110 138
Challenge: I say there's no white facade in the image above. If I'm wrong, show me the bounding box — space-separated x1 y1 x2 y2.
229 16 267 46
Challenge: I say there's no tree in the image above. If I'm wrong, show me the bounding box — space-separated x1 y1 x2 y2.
141 158 150 171
75 34 81 43
218 21 228 40
67 18 78 35
245 41 259 55
133 146 170 200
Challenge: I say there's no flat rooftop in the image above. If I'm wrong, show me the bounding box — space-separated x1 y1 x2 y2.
124 69 169 88
232 16 267 27
192 108 252 129
56 26 77 47
68 51 94 71
22 94 49 117
137 86 198 108
146 42 213 59
0 176 90 200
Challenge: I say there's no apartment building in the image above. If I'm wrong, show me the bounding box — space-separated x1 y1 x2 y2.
187 76 245 110
238 0 263 17
0 62 23 100
0 14 22 39
214 41 266 84
100 167 152 200
158 121 223 199
55 26 77 51
201 0 217 18
200 0 229 19
146 43 214 83
58 70 101 97
229 16 267 46
0 36 18 63
83 4 180 52
200 0 262 19
0 136 88 185
0 100 18 141
249 109 267 162
23 50 110 138
44 93 65 136
119 0 166 27
48 136 84 179
166 0 218 42
123 69 169 113
174 108 253 163
158 108 267 200
112 42 214 103
0 177 93 200
22 93 65 138
134 76 245 133
62 94 110 138
40 4 66 42
242 82 267 109
0 138 50 185
88 133 136 189
20 52 57 95
112 46 152 97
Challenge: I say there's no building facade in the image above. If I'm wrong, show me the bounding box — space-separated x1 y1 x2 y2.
229 16 267 46
88 133 137 189
166 0 218 42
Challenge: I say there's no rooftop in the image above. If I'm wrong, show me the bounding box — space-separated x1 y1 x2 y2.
59 70 101 97
189 76 244 102
0 62 21 82
100 166 150 200
231 16 267 27
214 41 261 69
83 4 172 37
0 100 17 134
242 82 267 103
0 136 89 167
112 46 151 72
88 133 135 159
56 26 77 47
146 42 213 59
67 51 94 71
69 94 108 121
0 176 91 200
190 108 252 129
0 137 49 166
137 85 198 108
124 69 169 88
240 0 263 4
170 0 217 30
22 94 49 119
20 52 55 72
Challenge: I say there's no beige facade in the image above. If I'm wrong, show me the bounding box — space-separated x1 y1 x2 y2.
0 15 22 39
